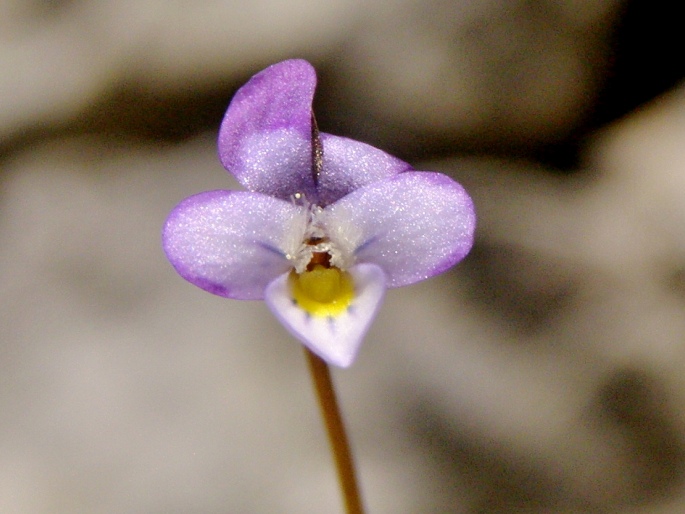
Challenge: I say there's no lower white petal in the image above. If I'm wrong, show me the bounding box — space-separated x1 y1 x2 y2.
264 263 386 368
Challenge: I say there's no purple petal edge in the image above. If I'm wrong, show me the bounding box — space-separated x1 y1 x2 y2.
217 59 317 200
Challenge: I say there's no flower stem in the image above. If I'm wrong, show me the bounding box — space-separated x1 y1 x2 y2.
305 348 365 514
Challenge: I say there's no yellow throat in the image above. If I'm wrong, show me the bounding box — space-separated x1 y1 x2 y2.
290 264 354 317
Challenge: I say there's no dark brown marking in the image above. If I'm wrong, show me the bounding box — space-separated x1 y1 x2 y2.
307 251 331 271
311 111 323 186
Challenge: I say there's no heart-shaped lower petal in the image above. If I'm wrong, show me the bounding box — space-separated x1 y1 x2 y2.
264 263 386 367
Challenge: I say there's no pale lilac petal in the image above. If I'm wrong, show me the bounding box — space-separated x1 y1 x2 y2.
217 59 317 200
324 172 476 288
163 190 306 299
264 264 386 367
317 133 412 205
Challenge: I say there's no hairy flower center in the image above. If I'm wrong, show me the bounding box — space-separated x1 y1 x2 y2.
289 264 354 317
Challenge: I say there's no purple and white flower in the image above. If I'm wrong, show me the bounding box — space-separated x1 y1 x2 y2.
163 59 475 367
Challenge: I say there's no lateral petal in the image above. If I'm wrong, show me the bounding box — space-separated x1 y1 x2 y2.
163 190 306 299
324 172 476 287
265 264 386 368
217 59 317 201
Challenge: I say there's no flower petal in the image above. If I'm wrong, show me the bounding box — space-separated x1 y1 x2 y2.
163 190 306 299
324 172 476 287
317 133 412 205
217 59 317 200
265 263 386 368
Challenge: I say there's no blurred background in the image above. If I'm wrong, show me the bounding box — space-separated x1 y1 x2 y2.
2 0 685 512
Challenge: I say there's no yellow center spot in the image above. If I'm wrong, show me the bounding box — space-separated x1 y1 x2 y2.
290 265 354 317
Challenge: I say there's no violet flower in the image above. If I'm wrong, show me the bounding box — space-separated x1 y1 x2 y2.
163 59 475 367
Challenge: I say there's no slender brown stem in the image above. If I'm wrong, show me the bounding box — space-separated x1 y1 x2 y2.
305 348 365 514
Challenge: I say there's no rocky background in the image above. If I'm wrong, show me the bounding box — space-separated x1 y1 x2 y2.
2 1 685 512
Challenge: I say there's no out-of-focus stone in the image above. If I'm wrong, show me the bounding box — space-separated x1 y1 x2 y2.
1 0 624 156
412 82 685 511
0 0 357 141
323 0 624 156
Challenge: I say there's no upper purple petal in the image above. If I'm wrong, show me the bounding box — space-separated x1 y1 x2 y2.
323 172 476 287
217 59 317 201
317 133 413 206
163 190 305 299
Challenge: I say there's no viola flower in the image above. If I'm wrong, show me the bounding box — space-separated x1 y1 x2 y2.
163 59 475 367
